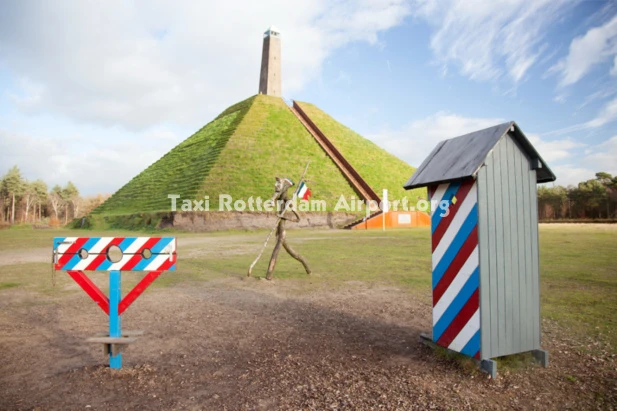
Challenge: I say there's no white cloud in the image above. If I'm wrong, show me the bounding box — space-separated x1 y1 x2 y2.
548 136 617 186
549 165 596 187
553 93 568 104
585 96 617 128
413 0 575 83
581 135 617 174
0 128 178 194
366 112 504 167
526 133 584 163
542 95 617 136
552 13 617 87
578 83 617 110
611 55 617 76
314 0 411 46
0 0 410 131
366 112 589 187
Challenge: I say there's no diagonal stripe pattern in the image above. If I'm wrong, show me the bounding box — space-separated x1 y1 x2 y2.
53 237 177 271
429 178 480 359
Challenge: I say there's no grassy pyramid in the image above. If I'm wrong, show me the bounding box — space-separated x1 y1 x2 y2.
93 95 423 217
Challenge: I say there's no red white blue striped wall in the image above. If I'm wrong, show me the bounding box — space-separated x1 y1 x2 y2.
428 178 480 359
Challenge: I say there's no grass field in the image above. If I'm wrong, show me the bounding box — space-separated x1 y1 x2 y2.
0 224 615 348
1 224 616 409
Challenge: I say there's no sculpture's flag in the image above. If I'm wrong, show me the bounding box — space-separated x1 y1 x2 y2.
297 181 311 200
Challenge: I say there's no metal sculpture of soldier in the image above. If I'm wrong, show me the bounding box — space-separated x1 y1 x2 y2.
264 177 311 280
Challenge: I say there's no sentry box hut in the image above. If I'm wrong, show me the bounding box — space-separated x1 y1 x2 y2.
403 121 556 378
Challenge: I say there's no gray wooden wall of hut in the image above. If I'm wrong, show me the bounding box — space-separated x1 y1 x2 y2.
477 132 541 359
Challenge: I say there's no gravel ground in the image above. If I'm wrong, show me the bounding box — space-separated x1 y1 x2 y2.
0 277 615 410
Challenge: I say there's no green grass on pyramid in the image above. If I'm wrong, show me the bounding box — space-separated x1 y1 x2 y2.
93 95 424 216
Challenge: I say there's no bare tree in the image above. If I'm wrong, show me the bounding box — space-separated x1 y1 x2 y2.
83 193 110 215
22 181 35 223
49 185 64 220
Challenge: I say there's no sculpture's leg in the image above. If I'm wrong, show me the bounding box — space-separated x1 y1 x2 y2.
282 240 311 274
266 228 283 280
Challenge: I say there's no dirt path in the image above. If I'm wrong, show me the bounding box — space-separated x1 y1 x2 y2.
0 233 396 267
0 278 615 410
0 247 51 265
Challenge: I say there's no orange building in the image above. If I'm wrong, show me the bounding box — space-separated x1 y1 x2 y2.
351 211 430 230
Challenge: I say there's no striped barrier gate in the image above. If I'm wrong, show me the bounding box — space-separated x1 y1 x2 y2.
53 237 177 369
428 178 480 359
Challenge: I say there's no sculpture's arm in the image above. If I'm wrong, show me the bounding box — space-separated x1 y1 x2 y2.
278 200 300 222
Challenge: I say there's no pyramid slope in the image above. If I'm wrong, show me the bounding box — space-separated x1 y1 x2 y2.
93 96 254 215
94 95 359 215
196 95 358 211
296 101 425 204
94 95 422 217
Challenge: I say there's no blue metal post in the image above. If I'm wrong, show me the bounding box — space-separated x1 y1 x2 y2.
109 270 122 369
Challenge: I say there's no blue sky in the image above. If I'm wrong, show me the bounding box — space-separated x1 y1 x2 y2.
1 0 616 194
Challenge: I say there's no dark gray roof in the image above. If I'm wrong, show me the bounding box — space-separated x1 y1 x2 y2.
403 121 556 190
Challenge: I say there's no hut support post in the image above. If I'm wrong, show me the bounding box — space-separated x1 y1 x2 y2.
421 333 499 379
480 359 497 379
532 349 549 367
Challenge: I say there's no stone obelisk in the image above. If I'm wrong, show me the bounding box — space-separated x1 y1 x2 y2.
259 26 281 97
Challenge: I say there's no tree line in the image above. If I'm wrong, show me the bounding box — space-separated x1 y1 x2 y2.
538 172 617 220
0 166 109 226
